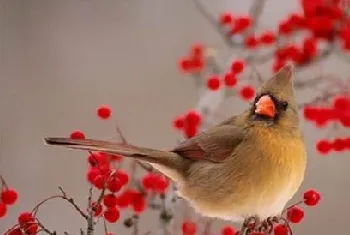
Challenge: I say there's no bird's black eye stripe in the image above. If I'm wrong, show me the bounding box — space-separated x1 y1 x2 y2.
280 101 288 110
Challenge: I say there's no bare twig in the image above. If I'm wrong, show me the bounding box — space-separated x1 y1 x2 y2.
248 0 268 32
86 185 94 235
192 0 234 47
36 218 57 235
0 174 8 188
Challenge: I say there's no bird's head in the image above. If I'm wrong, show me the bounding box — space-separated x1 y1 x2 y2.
248 64 299 130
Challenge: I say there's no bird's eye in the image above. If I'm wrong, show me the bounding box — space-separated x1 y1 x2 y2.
281 101 288 110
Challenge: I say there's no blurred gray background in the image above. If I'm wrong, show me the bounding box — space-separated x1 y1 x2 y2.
1 0 349 234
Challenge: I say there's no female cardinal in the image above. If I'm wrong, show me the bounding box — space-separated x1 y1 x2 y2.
44 65 306 223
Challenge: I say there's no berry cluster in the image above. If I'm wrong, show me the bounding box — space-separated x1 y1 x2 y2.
178 43 206 74
0 177 19 220
173 110 202 138
7 212 39 235
303 95 350 154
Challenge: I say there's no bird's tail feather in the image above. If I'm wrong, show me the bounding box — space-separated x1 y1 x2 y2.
44 137 182 170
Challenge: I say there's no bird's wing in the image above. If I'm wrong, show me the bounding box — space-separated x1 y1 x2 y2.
171 123 245 163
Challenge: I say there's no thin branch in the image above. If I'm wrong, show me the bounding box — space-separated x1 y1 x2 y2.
0 174 8 188
36 218 57 235
192 0 234 47
248 0 268 32
86 185 94 235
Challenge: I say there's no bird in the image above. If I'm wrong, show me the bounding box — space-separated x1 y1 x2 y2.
44 64 306 224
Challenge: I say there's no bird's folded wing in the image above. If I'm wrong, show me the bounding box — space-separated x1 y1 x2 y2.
171 124 245 163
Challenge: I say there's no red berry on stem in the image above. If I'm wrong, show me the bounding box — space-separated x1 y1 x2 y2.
273 224 288 235
224 72 237 87
185 110 201 126
0 203 7 218
240 85 255 101
107 176 123 193
92 175 105 189
103 194 118 208
191 43 204 58
173 116 184 130
303 106 318 120
332 138 346 152
25 222 39 235
91 202 102 216
104 207 120 223
113 170 129 185
234 16 252 32
221 225 237 235
303 37 317 58
182 221 197 235
178 57 193 73
141 173 156 190
87 168 100 184
260 31 276 44
154 175 170 193
184 124 198 138
8 229 22 235
18 212 34 225
70 130 85 139
133 194 146 213
316 139 332 154
207 75 221 91
287 206 304 223
245 35 259 49
333 96 350 110
231 60 245 74
1 188 18 205
97 105 112 119
219 12 234 25
303 189 321 206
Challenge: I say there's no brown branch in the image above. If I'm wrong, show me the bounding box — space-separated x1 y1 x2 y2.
0 174 8 188
192 0 234 47
36 218 57 235
86 185 94 235
248 0 268 32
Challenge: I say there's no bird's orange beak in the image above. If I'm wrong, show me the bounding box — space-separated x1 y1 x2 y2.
255 95 276 118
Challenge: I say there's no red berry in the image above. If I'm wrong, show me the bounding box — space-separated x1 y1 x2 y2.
0 202 7 218
191 58 205 72
182 221 197 235
272 59 286 72
332 138 346 152
173 116 184 130
274 224 288 235
91 202 102 216
231 60 245 74
1 188 18 205
185 110 201 126
245 35 259 49
179 57 193 73
92 175 105 189
97 105 112 119
224 72 238 87
103 194 118 208
18 212 34 225
141 173 156 190
333 96 350 110
191 43 204 58
113 170 129 185
219 12 234 25
107 176 123 193
25 222 39 235
239 85 255 101
316 139 332 154
233 16 252 33
279 20 293 35
303 189 321 206
221 225 237 235
303 106 318 120
184 124 198 138
70 130 85 139
103 207 120 223
207 75 221 91
260 31 276 44
303 37 317 58
154 175 170 193
287 206 304 223
8 229 22 235
133 194 146 213
87 168 100 184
